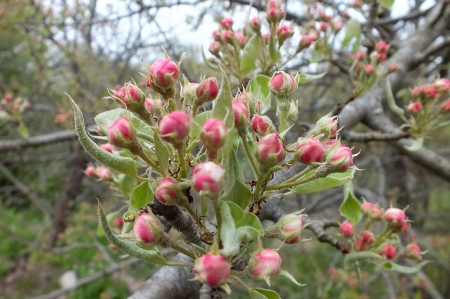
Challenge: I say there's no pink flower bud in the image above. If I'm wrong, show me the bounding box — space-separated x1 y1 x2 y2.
212 30 221 41
155 177 181 205
405 243 421 260
232 101 249 127
361 201 374 214
114 217 124 227
342 11 349 18
256 133 285 168
108 117 136 149
252 115 275 137
361 230 375 244
385 208 407 225
148 59 180 89
356 238 365 251
262 33 270 44
354 51 366 60
380 244 397 259
297 35 313 52
269 71 297 100
250 17 262 32
96 166 112 181
134 213 162 245
319 22 328 32
159 111 191 149
235 31 249 48
201 118 227 151
426 87 439 99
309 30 319 41
317 10 326 21
114 87 128 106
408 102 422 114
396 221 409 233
196 78 219 104
100 143 115 153
248 248 282 282
434 78 450 93
194 253 231 287
208 41 221 55
276 25 294 46
125 85 144 104
376 40 389 53
144 98 163 114
340 221 354 238
331 19 344 32
222 30 234 44
388 63 398 73
328 146 353 171
277 213 304 244
365 64 374 75
4 93 13 101
441 100 450 112
192 162 225 196
369 206 384 221
85 165 96 177
220 17 233 30
295 137 324 164
352 0 362 8
376 52 387 62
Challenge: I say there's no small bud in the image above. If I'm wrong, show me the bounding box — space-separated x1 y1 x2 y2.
220 17 233 30
250 17 262 32
297 35 313 52
342 11 349 18
276 25 294 47
376 52 387 62
248 248 282 284
159 111 192 149
212 30 221 41
331 19 344 32
148 59 180 89
375 41 389 53
380 244 397 260
100 143 115 153
256 133 285 169
340 221 354 238
85 165 96 177
222 30 234 44
208 41 221 56
125 84 144 104
355 238 365 251
434 78 450 93
192 162 225 196
107 117 137 149
361 202 374 214
286 101 299 122
441 100 450 112
194 253 231 287
354 51 366 60
385 208 407 225
407 102 422 114
269 71 298 100
388 63 398 73
134 212 162 245
232 101 249 127
319 22 328 32
295 137 324 164
405 243 421 260
361 230 375 244
277 213 304 244
252 115 275 137
201 118 227 152
317 10 327 21
113 87 128 106
4 93 13 101
96 166 112 181
145 98 164 115
266 1 285 24
155 177 181 205
365 64 374 75
262 33 270 44
328 146 353 172
396 221 409 233
426 86 439 99
196 78 219 105
369 206 384 221
351 0 362 8
114 217 124 228
235 31 249 48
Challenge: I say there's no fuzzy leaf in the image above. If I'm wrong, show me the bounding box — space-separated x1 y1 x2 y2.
248 75 271 113
268 32 281 64
382 261 429 274
154 133 171 171
344 251 384 270
342 19 361 47
221 149 252 209
130 181 153 212
296 72 327 84
292 167 356 194
98 201 167 265
114 173 136 198
68 96 137 177
339 181 362 224
249 288 281 299
240 34 262 75
97 211 119 237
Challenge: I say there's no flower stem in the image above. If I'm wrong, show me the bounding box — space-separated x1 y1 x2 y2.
240 134 259 177
166 239 196 259
212 198 222 241
266 171 322 191
177 146 188 178
136 148 161 174
282 166 314 184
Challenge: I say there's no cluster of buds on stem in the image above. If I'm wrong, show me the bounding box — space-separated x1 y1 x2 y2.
85 164 112 181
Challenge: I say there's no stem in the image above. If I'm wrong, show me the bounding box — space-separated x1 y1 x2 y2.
177 146 188 178
167 240 196 259
240 134 259 177
371 225 393 249
253 172 269 202
136 148 161 174
266 171 322 191
180 199 204 232
282 166 314 184
191 102 200 118
212 198 222 241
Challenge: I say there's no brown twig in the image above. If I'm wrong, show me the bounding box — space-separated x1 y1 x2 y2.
340 130 410 142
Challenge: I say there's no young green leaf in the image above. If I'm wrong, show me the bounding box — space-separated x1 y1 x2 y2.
378 0 395 9
189 111 211 140
292 167 356 194
130 181 153 212
154 133 171 171
339 181 362 224
344 251 384 270
17 122 29 139
342 19 361 47
221 149 252 209
240 34 262 75
249 288 281 299
296 72 327 85
248 75 271 113
382 260 429 274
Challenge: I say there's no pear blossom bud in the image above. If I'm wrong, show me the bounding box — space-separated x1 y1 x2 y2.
365 64 374 75
405 243 421 260
96 166 112 181
256 133 285 169
125 85 144 104
85 165 96 177
396 221 409 233
194 253 231 287
235 31 249 48
388 63 398 73
369 206 384 221
262 33 270 44
201 118 227 151
297 35 313 52
134 212 162 245
232 101 249 127
276 25 294 47
192 162 225 196
331 19 344 32
196 78 219 104
155 177 181 205
356 238 365 251
212 30 221 41
222 30 234 44
250 17 261 32
148 59 180 89
385 208 407 225
159 111 191 149
408 102 422 114
220 17 233 30
441 100 450 112
248 248 282 282
376 52 387 62
145 98 164 115
342 11 349 18
208 41 221 56
361 230 375 244
287 101 299 122
252 115 275 137
266 4 284 24
352 0 362 8
354 51 366 60
426 86 439 99
319 22 328 32
309 30 319 41
295 137 324 164
4 93 13 101
361 202 374 214
340 221 354 238
380 244 397 259
277 213 304 244
434 78 450 93
310 115 338 138
100 143 115 153
114 217 124 227
108 117 137 149
113 87 128 106
376 40 389 53
269 71 297 100
328 146 353 171
317 10 326 21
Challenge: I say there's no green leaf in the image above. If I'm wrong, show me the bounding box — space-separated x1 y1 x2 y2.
344 251 384 270
115 174 136 198
382 261 429 274
189 111 211 140
97 211 119 237
342 19 361 47
240 34 262 75
385 80 405 118
130 181 153 212
17 122 29 139
221 149 252 209
339 181 362 224
202 48 220 71
404 137 424 152
296 72 327 85
220 200 263 257
98 201 167 265
154 133 171 171
292 167 356 194
268 32 281 64
212 68 235 162
249 288 281 299
278 269 305 286
67 96 137 178
379 0 395 9
248 75 271 113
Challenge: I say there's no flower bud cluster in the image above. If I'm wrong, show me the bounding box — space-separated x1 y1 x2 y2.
84 164 112 181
